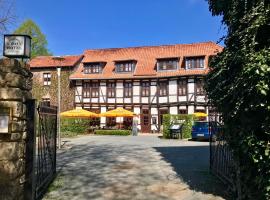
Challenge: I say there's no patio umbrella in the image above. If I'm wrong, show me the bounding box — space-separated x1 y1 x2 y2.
100 108 136 129
193 112 208 117
99 107 135 117
60 108 99 118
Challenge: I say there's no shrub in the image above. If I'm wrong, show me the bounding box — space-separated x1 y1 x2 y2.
94 130 131 136
162 114 193 139
60 118 91 137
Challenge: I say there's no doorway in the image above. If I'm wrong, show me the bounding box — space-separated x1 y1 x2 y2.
141 109 151 133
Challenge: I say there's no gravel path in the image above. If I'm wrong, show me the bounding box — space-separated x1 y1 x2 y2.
44 135 227 200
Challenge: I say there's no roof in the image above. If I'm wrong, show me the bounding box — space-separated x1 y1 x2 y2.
70 41 223 80
29 55 83 68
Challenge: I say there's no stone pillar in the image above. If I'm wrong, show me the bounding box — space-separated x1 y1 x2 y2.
0 59 33 200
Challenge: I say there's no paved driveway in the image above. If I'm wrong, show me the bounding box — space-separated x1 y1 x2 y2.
44 135 227 200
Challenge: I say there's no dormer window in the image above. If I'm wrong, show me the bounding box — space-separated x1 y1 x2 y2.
157 58 179 71
185 57 205 69
84 62 104 74
115 61 136 73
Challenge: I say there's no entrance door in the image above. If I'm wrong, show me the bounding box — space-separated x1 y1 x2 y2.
141 109 151 133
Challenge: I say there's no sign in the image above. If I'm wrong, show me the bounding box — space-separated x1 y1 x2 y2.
0 108 11 134
3 34 31 58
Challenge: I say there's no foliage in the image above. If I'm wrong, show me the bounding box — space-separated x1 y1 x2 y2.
206 0 270 199
32 69 75 112
14 19 52 58
94 130 131 136
61 118 90 137
162 114 193 139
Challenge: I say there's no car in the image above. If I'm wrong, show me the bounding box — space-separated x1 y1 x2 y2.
191 121 221 141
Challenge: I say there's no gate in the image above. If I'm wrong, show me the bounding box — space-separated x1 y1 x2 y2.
209 113 234 187
26 100 58 200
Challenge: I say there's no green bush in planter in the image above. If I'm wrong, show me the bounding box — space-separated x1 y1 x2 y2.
162 114 193 139
94 130 131 136
60 118 91 137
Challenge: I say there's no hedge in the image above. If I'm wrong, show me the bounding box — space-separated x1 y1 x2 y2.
162 114 193 139
94 130 131 136
60 118 91 137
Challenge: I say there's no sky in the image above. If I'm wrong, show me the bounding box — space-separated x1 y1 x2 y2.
14 0 226 56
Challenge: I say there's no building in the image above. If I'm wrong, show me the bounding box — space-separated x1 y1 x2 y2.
29 55 83 111
30 41 223 133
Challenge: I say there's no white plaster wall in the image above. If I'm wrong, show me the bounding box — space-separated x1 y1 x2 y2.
116 98 123 103
169 95 178 103
159 97 167 103
75 96 81 103
76 106 82 109
124 98 131 103
134 107 141 130
141 97 148 103
100 107 106 126
83 98 90 103
196 95 206 102
196 106 205 110
179 106 187 109
188 105 195 114
107 98 115 103
169 106 178 114
76 86 82 95
133 96 140 103
133 85 140 96
151 107 158 115
169 80 177 95
99 86 106 103
188 94 195 102
91 98 98 103
116 82 123 98
178 96 186 102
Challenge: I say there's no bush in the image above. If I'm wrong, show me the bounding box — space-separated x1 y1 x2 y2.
94 130 131 136
162 114 193 139
60 118 90 137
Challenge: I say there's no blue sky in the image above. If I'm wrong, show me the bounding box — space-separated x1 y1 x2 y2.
15 0 226 55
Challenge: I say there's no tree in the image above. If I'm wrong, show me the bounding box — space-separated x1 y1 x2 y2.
206 0 269 199
14 19 52 58
0 0 15 35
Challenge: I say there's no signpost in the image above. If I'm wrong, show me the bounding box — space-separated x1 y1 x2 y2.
3 34 31 58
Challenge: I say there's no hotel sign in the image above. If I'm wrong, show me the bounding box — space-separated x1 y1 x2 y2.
3 34 31 58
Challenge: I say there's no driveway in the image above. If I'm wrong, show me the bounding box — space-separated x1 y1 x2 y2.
44 135 227 200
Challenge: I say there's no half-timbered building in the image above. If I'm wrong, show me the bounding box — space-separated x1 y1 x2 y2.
69 42 223 133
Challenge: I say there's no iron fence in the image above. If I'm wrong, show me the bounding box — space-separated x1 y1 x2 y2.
209 113 235 187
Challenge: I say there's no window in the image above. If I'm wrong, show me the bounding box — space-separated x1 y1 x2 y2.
141 82 150 97
179 109 187 114
157 58 178 71
159 81 168 96
185 57 205 69
41 98 50 106
91 82 99 98
124 82 132 98
43 73 51 86
115 61 135 73
196 79 205 95
84 63 104 74
82 82 91 98
178 79 187 96
107 82 116 98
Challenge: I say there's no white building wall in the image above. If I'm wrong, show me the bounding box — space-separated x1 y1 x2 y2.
99 82 106 103
100 106 106 127
188 78 195 102
150 84 157 103
188 105 195 114
169 106 178 115
151 107 158 131
134 107 141 130
169 80 178 103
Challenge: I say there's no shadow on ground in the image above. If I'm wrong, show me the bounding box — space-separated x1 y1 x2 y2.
154 146 228 199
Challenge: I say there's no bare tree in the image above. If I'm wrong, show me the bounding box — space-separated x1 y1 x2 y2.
0 0 16 35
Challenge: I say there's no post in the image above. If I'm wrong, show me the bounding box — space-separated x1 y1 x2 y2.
57 67 61 149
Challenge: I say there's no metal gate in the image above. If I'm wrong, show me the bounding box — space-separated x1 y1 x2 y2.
26 100 57 200
209 113 234 187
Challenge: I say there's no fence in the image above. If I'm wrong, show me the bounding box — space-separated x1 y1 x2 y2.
209 113 235 187
26 101 58 200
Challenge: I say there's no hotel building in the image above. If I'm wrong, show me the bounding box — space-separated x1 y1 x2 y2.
30 41 223 133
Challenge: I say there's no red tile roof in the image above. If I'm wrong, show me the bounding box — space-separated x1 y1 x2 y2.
70 41 222 80
29 55 83 68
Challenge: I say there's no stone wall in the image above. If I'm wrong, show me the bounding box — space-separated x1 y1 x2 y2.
0 59 33 200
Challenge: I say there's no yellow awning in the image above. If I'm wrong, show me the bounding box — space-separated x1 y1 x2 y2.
193 112 208 117
100 108 135 117
60 108 99 118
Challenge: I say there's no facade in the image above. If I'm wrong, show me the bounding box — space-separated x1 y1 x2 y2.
30 41 223 133
29 55 83 111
